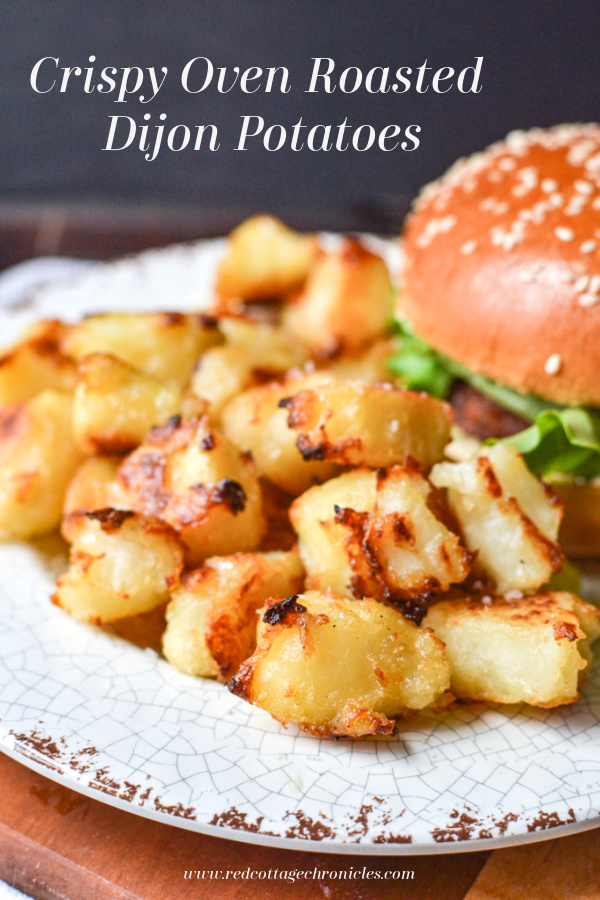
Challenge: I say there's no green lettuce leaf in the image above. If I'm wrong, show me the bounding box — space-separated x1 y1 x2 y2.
498 407 600 479
388 317 600 480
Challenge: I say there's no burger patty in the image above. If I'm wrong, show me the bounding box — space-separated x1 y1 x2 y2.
450 381 529 440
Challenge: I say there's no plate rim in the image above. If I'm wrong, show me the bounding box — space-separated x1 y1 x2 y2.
1 235 600 855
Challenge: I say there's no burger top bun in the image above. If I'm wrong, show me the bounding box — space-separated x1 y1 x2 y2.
401 124 600 407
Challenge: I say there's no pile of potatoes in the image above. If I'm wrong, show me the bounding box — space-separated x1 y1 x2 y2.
1 215 599 738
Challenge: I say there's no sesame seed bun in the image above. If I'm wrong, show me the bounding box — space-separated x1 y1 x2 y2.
401 123 600 407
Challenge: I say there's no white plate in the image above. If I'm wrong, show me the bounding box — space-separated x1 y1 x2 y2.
1 238 600 855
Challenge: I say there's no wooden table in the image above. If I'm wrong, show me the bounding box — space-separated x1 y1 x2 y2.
1 201 599 899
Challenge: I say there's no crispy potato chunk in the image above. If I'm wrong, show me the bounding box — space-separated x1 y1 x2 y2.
431 444 563 594
72 353 182 453
62 312 221 386
191 318 308 422
324 338 396 384
215 215 317 303
63 455 124 523
290 466 471 613
229 590 451 737
0 320 77 405
0 391 84 539
282 239 393 357
282 381 451 470
53 510 183 624
117 416 265 566
424 592 600 707
221 372 340 495
163 550 304 680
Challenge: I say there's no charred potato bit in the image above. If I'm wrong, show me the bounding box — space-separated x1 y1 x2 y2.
290 466 471 617
424 592 600 707
0 320 77 405
163 550 304 680
215 215 318 304
72 353 183 454
431 443 563 593
117 415 265 566
0 391 84 539
53 509 184 623
228 589 451 737
62 312 221 386
282 381 451 470
282 239 393 358
221 372 340 495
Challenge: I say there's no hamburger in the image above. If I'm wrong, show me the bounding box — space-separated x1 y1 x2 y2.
391 123 600 555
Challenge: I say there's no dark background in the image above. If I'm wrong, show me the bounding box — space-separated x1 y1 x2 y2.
1 0 600 236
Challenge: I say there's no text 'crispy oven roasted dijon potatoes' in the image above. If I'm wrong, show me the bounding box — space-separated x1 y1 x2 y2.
228 590 451 737
1 212 599 740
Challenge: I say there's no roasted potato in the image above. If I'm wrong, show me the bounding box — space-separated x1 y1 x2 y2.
117 415 265 566
290 466 471 612
424 591 600 707
215 215 318 304
191 317 309 421
221 372 340 494
62 312 221 386
228 590 451 737
431 444 563 593
282 239 393 357
163 550 304 680
63 455 124 523
72 353 183 454
54 509 184 624
0 391 84 539
282 381 451 470
324 338 397 384
0 320 77 405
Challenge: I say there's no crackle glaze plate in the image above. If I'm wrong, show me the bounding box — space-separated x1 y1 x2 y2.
1 237 600 855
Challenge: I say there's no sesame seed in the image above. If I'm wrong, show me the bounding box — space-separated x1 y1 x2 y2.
555 227 575 241
593 197 600 210
549 193 564 207
460 239 478 255
502 234 520 250
590 274 600 293
575 179 594 194
558 269 575 284
578 292 600 308
580 240 597 254
575 275 590 292
544 353 562 375
504 589 524 600
498 157 517 171
518 269 535 283
541 178 559 192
